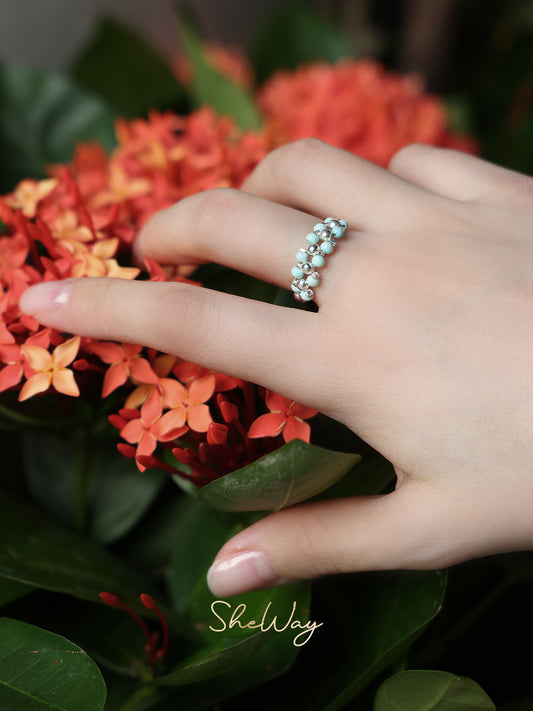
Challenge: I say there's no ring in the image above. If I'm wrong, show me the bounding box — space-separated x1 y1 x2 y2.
290 218 348 302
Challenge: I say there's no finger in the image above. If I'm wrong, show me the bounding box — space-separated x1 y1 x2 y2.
388 143 532 202
137 188 326 291
19 277 320 405
242 138 438 232
206 478 525 597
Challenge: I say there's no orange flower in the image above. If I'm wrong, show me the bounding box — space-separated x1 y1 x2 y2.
248 390 317 444
19 336 80 401
125 354 178 409
90 163 152 209
159 374 215 433
119 392 162 471
89 342 159 397
6 178 58 218
259 60 477 166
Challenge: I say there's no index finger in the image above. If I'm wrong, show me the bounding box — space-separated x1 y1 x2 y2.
19 277 326 408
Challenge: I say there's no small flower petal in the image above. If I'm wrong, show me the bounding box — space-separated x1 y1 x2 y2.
248 412 285 439
52 368 80 397
283 416 311 444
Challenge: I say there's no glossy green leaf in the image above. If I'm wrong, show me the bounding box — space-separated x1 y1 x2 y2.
23 432 166 543
0 61 116 192
251 3 356 82
198 440 360 511
0 618 106 711
322 571 448 711
373 670 496 711
166 497 233 612
163 494 310 701
178 15 262 131
269 570 447 711
72 17 185 118
154 632 270 686
314 454 396 500
0 487 152 610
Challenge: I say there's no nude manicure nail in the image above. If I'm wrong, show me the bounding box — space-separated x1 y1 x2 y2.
19 280 74 316
207 550 281 597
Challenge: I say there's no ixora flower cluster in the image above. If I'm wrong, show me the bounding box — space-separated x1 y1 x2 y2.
0 108 315 481
0 59 474 482
259 59 477 165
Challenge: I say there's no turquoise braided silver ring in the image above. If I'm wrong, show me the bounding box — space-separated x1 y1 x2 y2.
291 217 348 302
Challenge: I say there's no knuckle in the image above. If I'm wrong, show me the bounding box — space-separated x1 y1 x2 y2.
188 188 242 245
258 137 327 183
388 142 433 172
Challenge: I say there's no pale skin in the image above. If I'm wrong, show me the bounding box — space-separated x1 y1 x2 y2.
20 140 533 597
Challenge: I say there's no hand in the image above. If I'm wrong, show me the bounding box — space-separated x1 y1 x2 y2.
20 139 533 597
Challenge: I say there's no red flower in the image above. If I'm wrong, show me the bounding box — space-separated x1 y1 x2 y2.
89 342 159 397
248 390 317 444
118 391 186 471
259 60 477 166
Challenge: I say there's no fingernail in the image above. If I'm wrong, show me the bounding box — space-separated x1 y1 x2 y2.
19 280 74 317
207 550 281 597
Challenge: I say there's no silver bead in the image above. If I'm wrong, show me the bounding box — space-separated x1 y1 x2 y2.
307 244 319 255
296 278 307 290
326 219 340 230
302 262 313 274
318 229 330 240
294 291 303 302
310 271 320 281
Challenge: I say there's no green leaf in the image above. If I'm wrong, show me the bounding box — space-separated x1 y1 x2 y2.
271 570 447 711
0 61 116 192
0 487 152 610
322 571 448 711
165 497 232 612
43 598 151 677
163 494 310 701
23 432 166 543
154 632 270 686
314 454 396 500
71 17 186 118
178 15 262 131
0 618 106 711
373 670 496 711
251 3 356 82
198 440 360 512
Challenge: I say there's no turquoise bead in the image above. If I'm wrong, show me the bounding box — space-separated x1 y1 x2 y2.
296 249 308 263
313 222 326 232
324 217 334 223
331 225 344 238
319 240 334 255
306 232 320 245
311 254 325 267
306 274 320 287
339 219 348 229
300 288 314 302
291 282 301 293
291 265 304 279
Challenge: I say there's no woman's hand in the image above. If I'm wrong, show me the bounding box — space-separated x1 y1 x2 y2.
20 140 533 596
